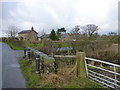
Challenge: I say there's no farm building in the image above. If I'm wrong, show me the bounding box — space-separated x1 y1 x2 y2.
18 27 38 41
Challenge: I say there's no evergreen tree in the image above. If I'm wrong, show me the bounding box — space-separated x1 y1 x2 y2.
50 29 58 40
57 27 66 38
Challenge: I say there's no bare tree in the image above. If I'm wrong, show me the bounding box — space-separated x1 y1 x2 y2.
38 29 46 37
108 32 117 36
83 24 99 37
6 25 19 37
70 25 81 40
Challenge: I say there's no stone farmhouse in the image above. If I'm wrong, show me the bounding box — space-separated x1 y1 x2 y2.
18 27 38 41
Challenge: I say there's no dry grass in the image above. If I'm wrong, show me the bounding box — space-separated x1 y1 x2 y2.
38 65 77 88
41 74 65 88
20 59 100 88
87 43 119 64
105 44 118 53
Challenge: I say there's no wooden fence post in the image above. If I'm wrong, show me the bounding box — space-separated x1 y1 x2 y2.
41 58 44 74
54 60 58 74
36 54 40 74
51 53 57 74
67 48 70 55
28 48 31 62
24 47 26 58
51 52 54 57
76 52 87 78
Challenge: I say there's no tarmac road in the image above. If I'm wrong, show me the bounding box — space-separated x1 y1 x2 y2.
2 42 26 88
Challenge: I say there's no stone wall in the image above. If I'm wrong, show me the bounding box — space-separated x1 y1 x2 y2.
30 48 55 74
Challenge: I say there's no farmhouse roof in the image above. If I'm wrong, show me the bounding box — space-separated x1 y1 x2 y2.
18 30 31 34
18 29 38 34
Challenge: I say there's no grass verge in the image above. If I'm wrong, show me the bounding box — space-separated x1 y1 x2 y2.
28 43 44 48
19 59 41 88
3 41 23 50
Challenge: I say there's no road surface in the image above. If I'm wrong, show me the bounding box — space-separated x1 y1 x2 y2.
2 43 26 88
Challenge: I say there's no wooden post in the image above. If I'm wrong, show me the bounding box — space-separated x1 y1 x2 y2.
51 53 57 74
54 60 57 74
76 52 87 78
51 53 54 57
67 48 70 55
36 54 40 74
28 48 31 62
41 59 44 74
24 47 26 58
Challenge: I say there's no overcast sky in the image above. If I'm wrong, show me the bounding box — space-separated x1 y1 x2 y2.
0 0 119 37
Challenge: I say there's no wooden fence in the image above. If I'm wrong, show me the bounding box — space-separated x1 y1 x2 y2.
53 52 87 78
53 52 120 89
24 47 55 74
23 47 120 89
24 48 86 77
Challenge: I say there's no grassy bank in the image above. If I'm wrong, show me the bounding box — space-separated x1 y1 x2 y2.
19 59 103 88
28 43 44 48
1 38 26 50
19 59 40 88
4 41 23 50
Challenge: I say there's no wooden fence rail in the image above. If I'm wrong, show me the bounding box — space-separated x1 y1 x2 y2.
54 55 76 58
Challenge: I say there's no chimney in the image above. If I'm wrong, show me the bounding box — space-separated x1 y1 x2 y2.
31 27 34 30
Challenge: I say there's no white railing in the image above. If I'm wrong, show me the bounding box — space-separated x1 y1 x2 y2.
85 57 120 89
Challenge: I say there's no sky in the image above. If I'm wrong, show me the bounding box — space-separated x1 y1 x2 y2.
0 0 119 37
